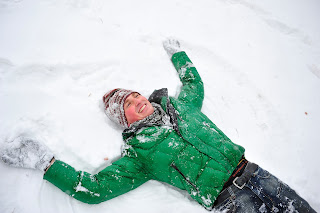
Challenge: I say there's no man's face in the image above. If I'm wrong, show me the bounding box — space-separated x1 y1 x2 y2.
124 92 154 126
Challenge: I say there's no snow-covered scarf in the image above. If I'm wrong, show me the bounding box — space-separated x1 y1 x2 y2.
123 102 172 134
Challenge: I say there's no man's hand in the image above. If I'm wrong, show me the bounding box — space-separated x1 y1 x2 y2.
0 135 54 172
163 38 181 57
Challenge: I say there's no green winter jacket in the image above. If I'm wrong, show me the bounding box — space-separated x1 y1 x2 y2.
44 51 245 210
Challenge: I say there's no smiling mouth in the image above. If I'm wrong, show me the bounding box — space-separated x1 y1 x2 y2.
139 104 146 113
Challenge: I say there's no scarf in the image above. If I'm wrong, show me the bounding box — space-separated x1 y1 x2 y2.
124 102 172 134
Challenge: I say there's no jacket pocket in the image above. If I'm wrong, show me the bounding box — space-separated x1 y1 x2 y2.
170 162 198 192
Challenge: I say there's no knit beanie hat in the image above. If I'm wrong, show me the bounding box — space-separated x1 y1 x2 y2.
103 88 136 128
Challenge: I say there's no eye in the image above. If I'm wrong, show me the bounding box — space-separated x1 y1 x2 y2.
135 93 139 98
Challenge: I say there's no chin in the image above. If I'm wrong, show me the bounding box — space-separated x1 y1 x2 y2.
146 104 154 115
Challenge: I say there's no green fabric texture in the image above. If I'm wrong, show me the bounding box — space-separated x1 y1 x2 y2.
44 157 149 204
43 51 245 209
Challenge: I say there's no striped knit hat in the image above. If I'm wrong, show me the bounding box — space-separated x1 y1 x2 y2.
103 88 136 128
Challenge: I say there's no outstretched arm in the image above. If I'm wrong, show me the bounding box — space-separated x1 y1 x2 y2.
163 39 204 110
44 156 150 204
0 136 150 204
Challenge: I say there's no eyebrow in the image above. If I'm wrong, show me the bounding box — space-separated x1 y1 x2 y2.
124 93 137 105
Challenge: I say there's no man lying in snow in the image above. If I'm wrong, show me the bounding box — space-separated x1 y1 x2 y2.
0 39 316 212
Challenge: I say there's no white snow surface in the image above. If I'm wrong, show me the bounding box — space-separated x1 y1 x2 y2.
0 0 319 212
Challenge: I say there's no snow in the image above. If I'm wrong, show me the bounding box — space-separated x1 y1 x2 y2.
259 203 267 213
0 0 319 212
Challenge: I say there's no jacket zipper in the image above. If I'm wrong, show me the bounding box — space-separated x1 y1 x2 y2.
171 163 198 192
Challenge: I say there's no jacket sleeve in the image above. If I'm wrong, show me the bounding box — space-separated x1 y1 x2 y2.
43 156 150 204
171 51 204 110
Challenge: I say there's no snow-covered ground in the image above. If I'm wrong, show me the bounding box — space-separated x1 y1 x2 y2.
0 0 319 212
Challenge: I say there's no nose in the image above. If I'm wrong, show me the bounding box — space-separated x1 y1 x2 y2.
129 97 139 107
135 97 144 108
134 98 141 106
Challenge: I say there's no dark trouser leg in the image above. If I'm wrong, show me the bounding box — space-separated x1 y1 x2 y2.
213 166 316 212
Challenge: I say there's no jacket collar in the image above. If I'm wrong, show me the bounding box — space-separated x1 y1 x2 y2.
148 88 169 105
